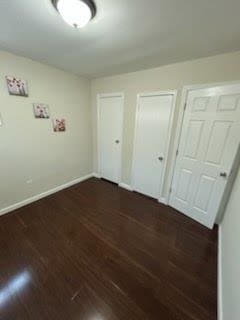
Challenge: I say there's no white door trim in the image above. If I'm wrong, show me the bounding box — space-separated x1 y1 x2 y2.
167 80 240 205
97 92 124 183
131 90 177 202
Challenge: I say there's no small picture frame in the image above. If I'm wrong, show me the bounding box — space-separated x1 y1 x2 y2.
6 76 28 97
53 118 66 132
33 103 50 119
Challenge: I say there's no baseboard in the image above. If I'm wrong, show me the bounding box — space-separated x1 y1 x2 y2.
0 173 93 217
92 172 101 178
158 197 167 205
118 182 133 191
218 225 223 320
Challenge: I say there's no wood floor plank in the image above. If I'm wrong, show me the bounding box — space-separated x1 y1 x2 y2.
0 178 217 320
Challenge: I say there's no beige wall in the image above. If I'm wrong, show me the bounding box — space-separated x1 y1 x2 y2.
91 51 240 200
221 168 240 320
0 50 92 212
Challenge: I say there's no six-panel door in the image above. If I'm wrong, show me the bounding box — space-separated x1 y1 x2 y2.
170 84 240 228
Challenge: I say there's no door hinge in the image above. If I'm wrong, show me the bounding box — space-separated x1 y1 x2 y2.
184 102 187 111
169 187 172 194
176 149 179 156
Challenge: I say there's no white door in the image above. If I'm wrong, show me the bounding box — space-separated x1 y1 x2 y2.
132 93 176 199
170 84 240 228
98 93 124 183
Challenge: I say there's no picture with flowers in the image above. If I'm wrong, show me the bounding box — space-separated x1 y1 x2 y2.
6 76 28 97
33 103 50 119
53 118 66 132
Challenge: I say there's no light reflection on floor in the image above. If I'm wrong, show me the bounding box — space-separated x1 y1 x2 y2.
0 270 31 308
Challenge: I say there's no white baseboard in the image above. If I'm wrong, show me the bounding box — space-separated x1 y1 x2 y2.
158 197 167 205
118 182 133 191
92 172 101 178
0 173 93 217
218 225 223 320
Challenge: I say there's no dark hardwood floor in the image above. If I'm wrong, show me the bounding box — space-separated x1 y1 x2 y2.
0 178 217 320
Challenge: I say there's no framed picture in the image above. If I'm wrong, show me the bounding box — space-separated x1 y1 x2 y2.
6 76 28 97
53 118 66 132
33 103 50 119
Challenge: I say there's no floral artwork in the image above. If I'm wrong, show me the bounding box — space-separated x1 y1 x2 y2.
53 118 66 132
6 76 28 97
33 104 50 119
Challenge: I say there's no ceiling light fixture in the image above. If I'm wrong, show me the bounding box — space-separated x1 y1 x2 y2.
52 0 96 28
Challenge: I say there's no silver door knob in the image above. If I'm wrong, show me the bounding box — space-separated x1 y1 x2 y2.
115 140 120 144
220 172 227 178
158 156 164 161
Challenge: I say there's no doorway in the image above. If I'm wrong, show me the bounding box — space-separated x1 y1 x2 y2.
132 91 176 199
97 93 124 184
169 83 240 228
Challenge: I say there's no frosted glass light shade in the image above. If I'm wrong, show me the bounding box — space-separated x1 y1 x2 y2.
55 0 95 28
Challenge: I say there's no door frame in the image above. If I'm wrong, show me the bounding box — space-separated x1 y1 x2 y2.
131 90 177 202
97 92 124 183
167 80 240 206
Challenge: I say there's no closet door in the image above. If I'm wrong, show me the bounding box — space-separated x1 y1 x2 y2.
98 93 124 183
169 84 240 228
132 92 175 199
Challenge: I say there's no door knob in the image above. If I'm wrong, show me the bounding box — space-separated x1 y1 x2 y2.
158 156 164 161
115 140 120 144
220 172 227 178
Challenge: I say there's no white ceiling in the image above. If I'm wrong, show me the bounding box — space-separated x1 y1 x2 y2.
0 0 240 78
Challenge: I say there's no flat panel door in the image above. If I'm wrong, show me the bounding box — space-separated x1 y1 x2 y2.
98 94 123 183
132 94 174 198
170 84 240 228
